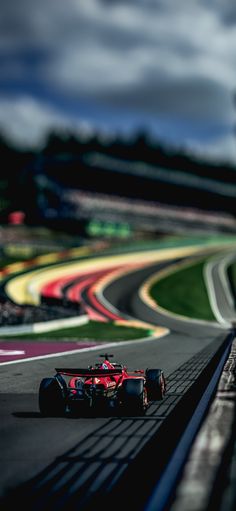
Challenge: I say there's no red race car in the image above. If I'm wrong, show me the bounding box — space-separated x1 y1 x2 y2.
38 353 166 416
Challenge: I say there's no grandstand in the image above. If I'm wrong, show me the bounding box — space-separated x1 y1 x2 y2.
1 131 235 236
30 148 236 236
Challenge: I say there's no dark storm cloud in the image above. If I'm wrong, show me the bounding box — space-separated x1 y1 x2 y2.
0 0 236 161
99 76 233 125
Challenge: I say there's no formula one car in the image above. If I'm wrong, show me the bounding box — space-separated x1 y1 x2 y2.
38 353 166 417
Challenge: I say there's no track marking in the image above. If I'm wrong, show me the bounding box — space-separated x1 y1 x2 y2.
0 334 169 366
204 253 235 327
5 244 211 305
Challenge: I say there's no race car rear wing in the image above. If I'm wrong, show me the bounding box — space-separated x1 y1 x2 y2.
55 368 123 377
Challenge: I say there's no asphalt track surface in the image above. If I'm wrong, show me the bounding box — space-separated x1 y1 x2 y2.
0 255 232 510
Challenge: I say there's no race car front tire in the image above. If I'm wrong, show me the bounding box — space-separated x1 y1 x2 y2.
39 377 66 416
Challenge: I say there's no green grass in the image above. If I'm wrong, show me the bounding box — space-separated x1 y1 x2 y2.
0 255 26 267
150 258 215 321
228 263 236 302
229 263 236 285
3 321 151 341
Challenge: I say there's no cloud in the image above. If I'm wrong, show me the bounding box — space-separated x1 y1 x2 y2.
0 96 93 148
183 131 236 164
0 0 236 162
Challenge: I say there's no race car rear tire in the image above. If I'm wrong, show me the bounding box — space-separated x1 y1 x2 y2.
122 378 147 415
39 377 66 416
145 369 166 400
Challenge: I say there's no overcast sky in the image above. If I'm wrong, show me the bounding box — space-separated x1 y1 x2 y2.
1 0 236 163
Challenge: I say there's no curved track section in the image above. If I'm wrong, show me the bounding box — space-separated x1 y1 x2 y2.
101 259 225 337
0 243 235 510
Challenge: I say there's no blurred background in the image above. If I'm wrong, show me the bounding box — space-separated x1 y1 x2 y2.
0 0 236 239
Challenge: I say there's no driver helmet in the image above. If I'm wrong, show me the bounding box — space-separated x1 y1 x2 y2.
100 361 113 369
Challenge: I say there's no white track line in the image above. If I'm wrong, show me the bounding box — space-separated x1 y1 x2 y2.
0 333 169 366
